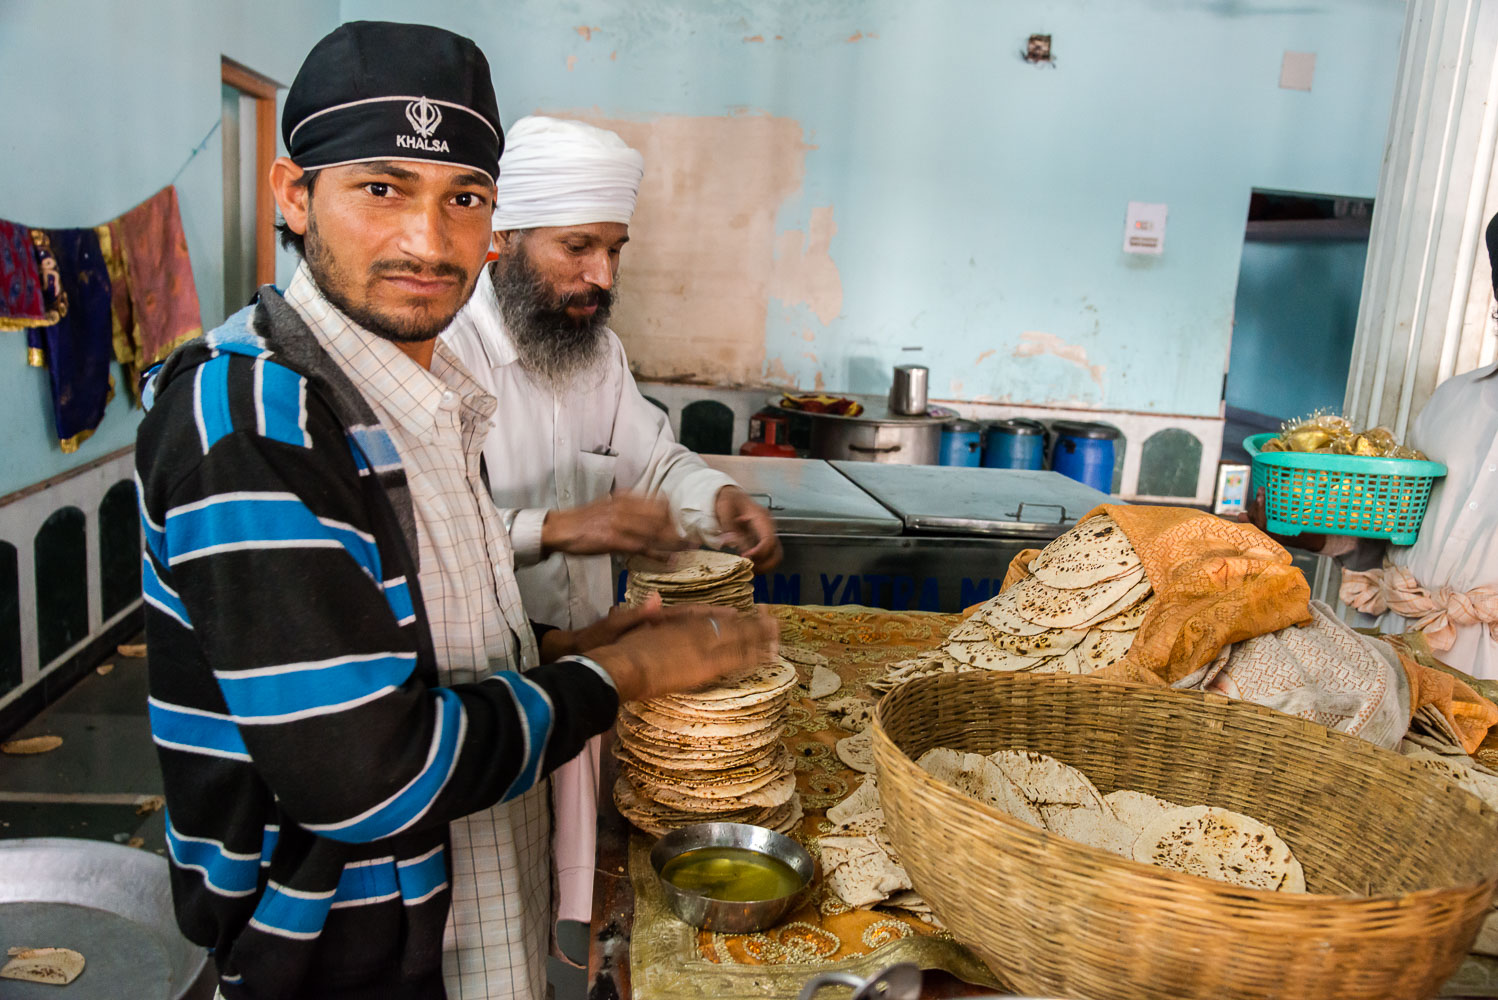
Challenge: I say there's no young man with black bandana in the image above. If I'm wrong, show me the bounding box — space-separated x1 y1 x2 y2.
135 22 775 1000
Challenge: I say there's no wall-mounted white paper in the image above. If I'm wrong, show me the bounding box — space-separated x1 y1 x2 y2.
1280 51 1316 91
1124 201 1168 255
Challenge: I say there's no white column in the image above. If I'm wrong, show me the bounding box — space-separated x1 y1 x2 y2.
1346 0 1498 439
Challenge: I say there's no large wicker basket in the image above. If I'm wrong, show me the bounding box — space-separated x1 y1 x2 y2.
872 672 1498 1000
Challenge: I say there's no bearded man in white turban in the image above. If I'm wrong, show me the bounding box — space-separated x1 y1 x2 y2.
441 115 781 942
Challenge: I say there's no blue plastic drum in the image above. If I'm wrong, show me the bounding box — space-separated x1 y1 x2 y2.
939 419 984 467
1051 420 1118 493
983 418 1047 470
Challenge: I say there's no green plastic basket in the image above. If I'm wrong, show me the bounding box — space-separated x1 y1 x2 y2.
1244 433 1445 546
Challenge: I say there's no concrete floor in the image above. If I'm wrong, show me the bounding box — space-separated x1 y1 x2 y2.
0 640 166 854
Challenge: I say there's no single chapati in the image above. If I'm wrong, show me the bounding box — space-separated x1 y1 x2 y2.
1105 789 1184 832
916 747 968 783
824 697 876 733
826 809 886 838
1133 805 1305 893
632 704 782 738
1028 515 1141 590
828 776 881 826
989 750 1110 814
808 664 843 699
1053 805 1141 858
1072 628 1137 671
943 639 1044 672
1 947 85 985
975 597 1052 637
645 770 798 813
780 644 830 668
1075 576 1153 629
949 752 1045 828
837 728 877 773
1099 596 1154 632
673 660 798 703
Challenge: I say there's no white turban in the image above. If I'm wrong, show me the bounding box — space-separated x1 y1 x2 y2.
491 116 645 231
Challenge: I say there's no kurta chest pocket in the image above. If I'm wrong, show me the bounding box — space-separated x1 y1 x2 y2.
574 450 619 505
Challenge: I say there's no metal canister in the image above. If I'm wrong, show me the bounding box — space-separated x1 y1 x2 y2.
983 418 1047 470
938 419 983 466
888 365 929 416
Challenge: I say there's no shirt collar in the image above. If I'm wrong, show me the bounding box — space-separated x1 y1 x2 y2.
460 265 520 370
284 264 495 440
1474 360 1498 380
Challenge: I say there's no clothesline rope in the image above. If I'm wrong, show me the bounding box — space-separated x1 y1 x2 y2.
169 119 223 187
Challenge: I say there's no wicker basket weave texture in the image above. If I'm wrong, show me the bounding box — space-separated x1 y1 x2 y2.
872 672 1498 1000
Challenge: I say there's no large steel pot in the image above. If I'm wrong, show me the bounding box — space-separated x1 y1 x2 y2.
789 398 948 465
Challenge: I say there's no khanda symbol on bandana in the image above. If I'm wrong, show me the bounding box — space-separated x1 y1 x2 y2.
404 97 443 138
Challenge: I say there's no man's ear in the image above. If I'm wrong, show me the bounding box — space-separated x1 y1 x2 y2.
492 229 520 254
270 157 312 236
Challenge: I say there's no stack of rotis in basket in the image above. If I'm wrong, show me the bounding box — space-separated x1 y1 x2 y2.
612 551 803 837
872 513 1151 693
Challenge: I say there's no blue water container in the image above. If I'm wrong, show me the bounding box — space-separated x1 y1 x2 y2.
983 418 1047 470
939 419 983 467
1051 420 1118 493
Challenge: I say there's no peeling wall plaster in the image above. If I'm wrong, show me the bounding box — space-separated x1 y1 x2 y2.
553 109 820 385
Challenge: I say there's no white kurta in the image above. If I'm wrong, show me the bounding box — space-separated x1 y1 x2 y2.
442 266 738 923
1341 361 1498 679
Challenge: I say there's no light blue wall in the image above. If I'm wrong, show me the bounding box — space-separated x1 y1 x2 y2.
343 0 1403 418
0 0 338 496
1227 238 1367 421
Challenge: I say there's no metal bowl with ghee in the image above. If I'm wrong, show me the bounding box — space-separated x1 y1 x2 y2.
649 822 814 933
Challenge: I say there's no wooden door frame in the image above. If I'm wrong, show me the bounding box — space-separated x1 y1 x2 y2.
221 58 282 287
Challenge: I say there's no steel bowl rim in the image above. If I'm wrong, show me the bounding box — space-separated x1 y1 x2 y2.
649 821 814 908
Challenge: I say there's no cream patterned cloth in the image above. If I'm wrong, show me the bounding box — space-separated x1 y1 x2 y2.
285 266 548 1000
1174 600 1411 750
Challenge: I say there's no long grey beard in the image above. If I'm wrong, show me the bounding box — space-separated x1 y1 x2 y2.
489 256 611 389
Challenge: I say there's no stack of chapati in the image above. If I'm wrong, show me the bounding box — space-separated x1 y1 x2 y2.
913 747 1307 893
613 658 803 837
871 514 1151 693
624 550 756 613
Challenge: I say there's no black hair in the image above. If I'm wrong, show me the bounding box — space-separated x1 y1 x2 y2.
274 169 321 258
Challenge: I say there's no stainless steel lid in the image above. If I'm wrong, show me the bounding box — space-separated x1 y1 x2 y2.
702 456 902 535
829 463 1115 539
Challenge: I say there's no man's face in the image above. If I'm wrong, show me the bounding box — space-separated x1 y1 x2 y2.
275 159 495 342
502 222 628 320
489 222 629 385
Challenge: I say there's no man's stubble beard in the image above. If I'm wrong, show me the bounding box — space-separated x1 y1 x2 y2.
489 248 611 389
303 204 473 345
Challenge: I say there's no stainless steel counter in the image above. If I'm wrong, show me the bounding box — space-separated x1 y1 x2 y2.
688 457 1118 613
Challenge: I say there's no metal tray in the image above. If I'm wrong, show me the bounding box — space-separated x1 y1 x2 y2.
702 456 903 536
0 838 210 999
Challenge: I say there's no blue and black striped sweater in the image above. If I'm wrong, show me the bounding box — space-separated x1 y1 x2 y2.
135 288 618 999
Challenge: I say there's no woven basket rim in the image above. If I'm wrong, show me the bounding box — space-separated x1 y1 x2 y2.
873 672 1498 905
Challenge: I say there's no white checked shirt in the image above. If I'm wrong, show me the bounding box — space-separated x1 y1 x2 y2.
285 266 550 1000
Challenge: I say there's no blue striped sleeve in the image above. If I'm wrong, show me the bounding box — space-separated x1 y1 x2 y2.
302 688 466 843
487 672 554 803
249 881 334 941
254 358 311 449
213 651 417 725
194 354 234 454
148 697 251 762
382 576 415 626
346 425 404 476
396 845 449 906
165 819 261 898
141 553 191 629
330 858 400 908
163 492 383 581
